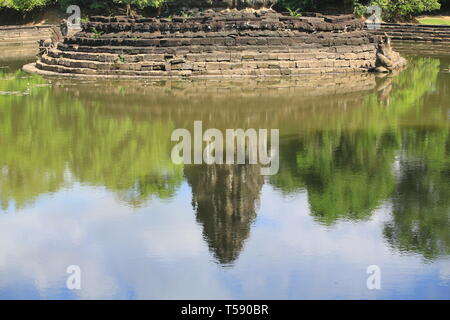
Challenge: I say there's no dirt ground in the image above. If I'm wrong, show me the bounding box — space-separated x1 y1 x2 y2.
417 15 450 21
0 7 65 26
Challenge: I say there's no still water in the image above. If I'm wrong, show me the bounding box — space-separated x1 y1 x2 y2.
0 45 449 299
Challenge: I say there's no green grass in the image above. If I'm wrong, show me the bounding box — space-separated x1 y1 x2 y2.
418 18 450 26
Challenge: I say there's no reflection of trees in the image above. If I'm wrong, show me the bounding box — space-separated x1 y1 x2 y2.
0 66 381 210
383 56 450 260
184 164 263 264
384 129 450 260
268 57 449 260
0 70 68 210
271 130 398 225
68 117 183 207
0 70 182 209
303 130 398 225
271 57 442 223
1 56 448 261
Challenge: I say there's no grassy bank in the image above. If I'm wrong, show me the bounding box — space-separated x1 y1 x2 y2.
418 16 450 25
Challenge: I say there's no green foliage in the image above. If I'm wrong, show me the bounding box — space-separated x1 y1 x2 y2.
0 0 168 13
113 0 166 15
353 1 368 17
278 0 317 11
0 0 53 11
58 0 111 11
112 0 166 8
287 7 302 16
91 26 103 38
354 0 441 21
117 54 125 63
180 10 194 18
1 0 446 18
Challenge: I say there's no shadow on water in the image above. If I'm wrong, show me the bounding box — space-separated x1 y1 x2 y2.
0 53 449 264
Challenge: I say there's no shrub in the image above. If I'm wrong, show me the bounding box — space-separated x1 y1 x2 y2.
57 0 111 11
112 0 166 15
0 0 53 11
277 0 317 11
0 0 168 14
354 0 441 21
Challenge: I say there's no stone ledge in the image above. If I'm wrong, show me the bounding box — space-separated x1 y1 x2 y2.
369 23 450 43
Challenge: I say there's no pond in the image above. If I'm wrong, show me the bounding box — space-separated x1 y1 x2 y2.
0 44 449 299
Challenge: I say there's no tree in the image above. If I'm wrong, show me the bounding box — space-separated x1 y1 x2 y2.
112 0 166 16
0 0 52 11
355 0 441 21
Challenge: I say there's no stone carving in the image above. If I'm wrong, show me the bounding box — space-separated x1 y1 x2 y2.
375 35 407 73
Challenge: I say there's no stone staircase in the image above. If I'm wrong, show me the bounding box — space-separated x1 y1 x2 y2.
370 23 450 43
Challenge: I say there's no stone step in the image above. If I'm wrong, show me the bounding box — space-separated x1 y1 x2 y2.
39 53 374 77
73 29 370 40
380 23 450 30
368 24 450 43
49 49 122 63
80 18 365 34
36 59 369 78
390 36 450 42
375 30 450 37
0 41 40 47
0 33 51 40
48 47 375 65
63 34 373 48
56 42 375 57
58 43 329 55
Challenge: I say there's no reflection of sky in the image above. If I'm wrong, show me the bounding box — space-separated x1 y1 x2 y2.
0 182 448 299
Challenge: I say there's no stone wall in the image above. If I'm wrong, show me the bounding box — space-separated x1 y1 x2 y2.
25 11 405 78
0 25 53 59
370 23 450 43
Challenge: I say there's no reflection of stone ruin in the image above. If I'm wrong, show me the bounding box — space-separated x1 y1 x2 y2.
184 164 263 264
24 1 405 78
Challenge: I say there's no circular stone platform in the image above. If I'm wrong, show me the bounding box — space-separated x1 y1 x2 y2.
24 10 406 79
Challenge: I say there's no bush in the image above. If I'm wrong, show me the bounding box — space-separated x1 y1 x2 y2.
58 0 111 11
0 0 168 14
0 0 54 11
355 0 441 21
112 0 166 15
277 0 317 11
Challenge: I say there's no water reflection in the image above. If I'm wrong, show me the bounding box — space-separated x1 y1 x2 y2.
185 164 263 265
0 53 449 298
274 130 398 225
385 128 450 260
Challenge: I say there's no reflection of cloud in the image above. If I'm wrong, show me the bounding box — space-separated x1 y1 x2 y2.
0 183 229 299
228 186 449 299
439 264 450 281
0 183 448 299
